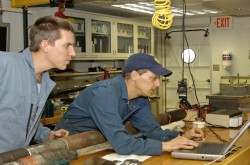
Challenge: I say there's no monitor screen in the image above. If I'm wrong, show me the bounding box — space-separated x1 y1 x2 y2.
0 22 10 52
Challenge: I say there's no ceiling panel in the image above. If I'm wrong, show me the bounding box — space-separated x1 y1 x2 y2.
73 0 250 21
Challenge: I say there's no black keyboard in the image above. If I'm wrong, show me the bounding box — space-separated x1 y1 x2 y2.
196 142 227 154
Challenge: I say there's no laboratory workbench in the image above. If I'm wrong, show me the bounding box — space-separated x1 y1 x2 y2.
70 124 250 165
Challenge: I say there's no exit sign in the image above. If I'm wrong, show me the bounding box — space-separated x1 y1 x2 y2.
213 16 232 29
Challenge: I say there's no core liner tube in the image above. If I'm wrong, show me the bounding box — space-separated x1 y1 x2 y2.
0 109 186 164
0 131 106 164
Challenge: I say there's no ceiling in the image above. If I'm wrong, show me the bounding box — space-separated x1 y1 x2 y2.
72 0 250 21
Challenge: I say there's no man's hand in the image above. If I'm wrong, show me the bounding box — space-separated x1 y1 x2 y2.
182 127 205 141
49 129 69 140
162 136 198 152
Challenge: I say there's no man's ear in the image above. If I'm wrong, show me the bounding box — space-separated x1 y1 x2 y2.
40 40 49 53
130 70 139 81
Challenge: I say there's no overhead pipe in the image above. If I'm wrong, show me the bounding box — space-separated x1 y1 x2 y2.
165 28 209 40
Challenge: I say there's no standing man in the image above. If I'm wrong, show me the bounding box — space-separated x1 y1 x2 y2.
55 53 203 155
0 15 75 153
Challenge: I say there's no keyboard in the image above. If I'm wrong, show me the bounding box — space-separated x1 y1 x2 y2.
196 142 227 154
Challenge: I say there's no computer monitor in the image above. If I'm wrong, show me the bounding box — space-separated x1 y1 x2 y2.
0 22 10 52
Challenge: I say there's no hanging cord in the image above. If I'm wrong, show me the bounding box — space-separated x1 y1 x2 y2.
184 34 200 106
181 0 186 82
163 31 168 111
206 125 229 143
181 0 202 117
184 30 203 117
203 146 241 165
152 0 173 30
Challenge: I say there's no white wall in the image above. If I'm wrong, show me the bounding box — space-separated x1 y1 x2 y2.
2 11 32 52
1 1 33 52
156 17 211 111
156 16 250 112
1 7 58 52
210 17 250 93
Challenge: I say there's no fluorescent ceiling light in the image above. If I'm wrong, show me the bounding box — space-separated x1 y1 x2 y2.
112 5 154 14
111 2 220 16
186 12 195 16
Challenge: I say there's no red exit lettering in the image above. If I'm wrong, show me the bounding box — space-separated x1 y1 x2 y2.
214 17 232 29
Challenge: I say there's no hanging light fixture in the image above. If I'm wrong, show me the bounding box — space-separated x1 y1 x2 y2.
181 48 196 64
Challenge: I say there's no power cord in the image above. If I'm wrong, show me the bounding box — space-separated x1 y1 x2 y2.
203 146 241 165
152 0 173 30
205 125 229 143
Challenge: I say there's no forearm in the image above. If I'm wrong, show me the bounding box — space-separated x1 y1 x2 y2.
111 136 162 155
33 123 51 143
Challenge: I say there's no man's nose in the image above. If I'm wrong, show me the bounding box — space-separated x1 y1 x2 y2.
155 79 161 87
71 46 76 57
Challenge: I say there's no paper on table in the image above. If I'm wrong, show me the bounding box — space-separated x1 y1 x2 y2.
102 153 151 165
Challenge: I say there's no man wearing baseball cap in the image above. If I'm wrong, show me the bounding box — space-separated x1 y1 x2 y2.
55 53 203 155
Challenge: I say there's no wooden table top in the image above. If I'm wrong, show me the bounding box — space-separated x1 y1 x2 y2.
70 125 250 165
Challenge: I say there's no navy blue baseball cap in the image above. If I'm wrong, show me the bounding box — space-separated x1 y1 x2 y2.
123 53 172 77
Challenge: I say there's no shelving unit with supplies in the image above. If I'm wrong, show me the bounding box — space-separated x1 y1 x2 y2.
64 9 154 60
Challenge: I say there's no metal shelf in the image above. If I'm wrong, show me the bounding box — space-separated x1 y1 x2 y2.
50 70 122 77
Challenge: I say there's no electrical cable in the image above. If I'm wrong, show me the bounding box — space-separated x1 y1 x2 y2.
181 1 201 117
152 0 173 30
163 30 168 111
203 146 241 165
181 0 186 82
176 0 188 103
203 122 242 165
184 33 201 107
206 125 229 143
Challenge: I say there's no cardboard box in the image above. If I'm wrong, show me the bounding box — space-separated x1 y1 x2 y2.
206 109 243 128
